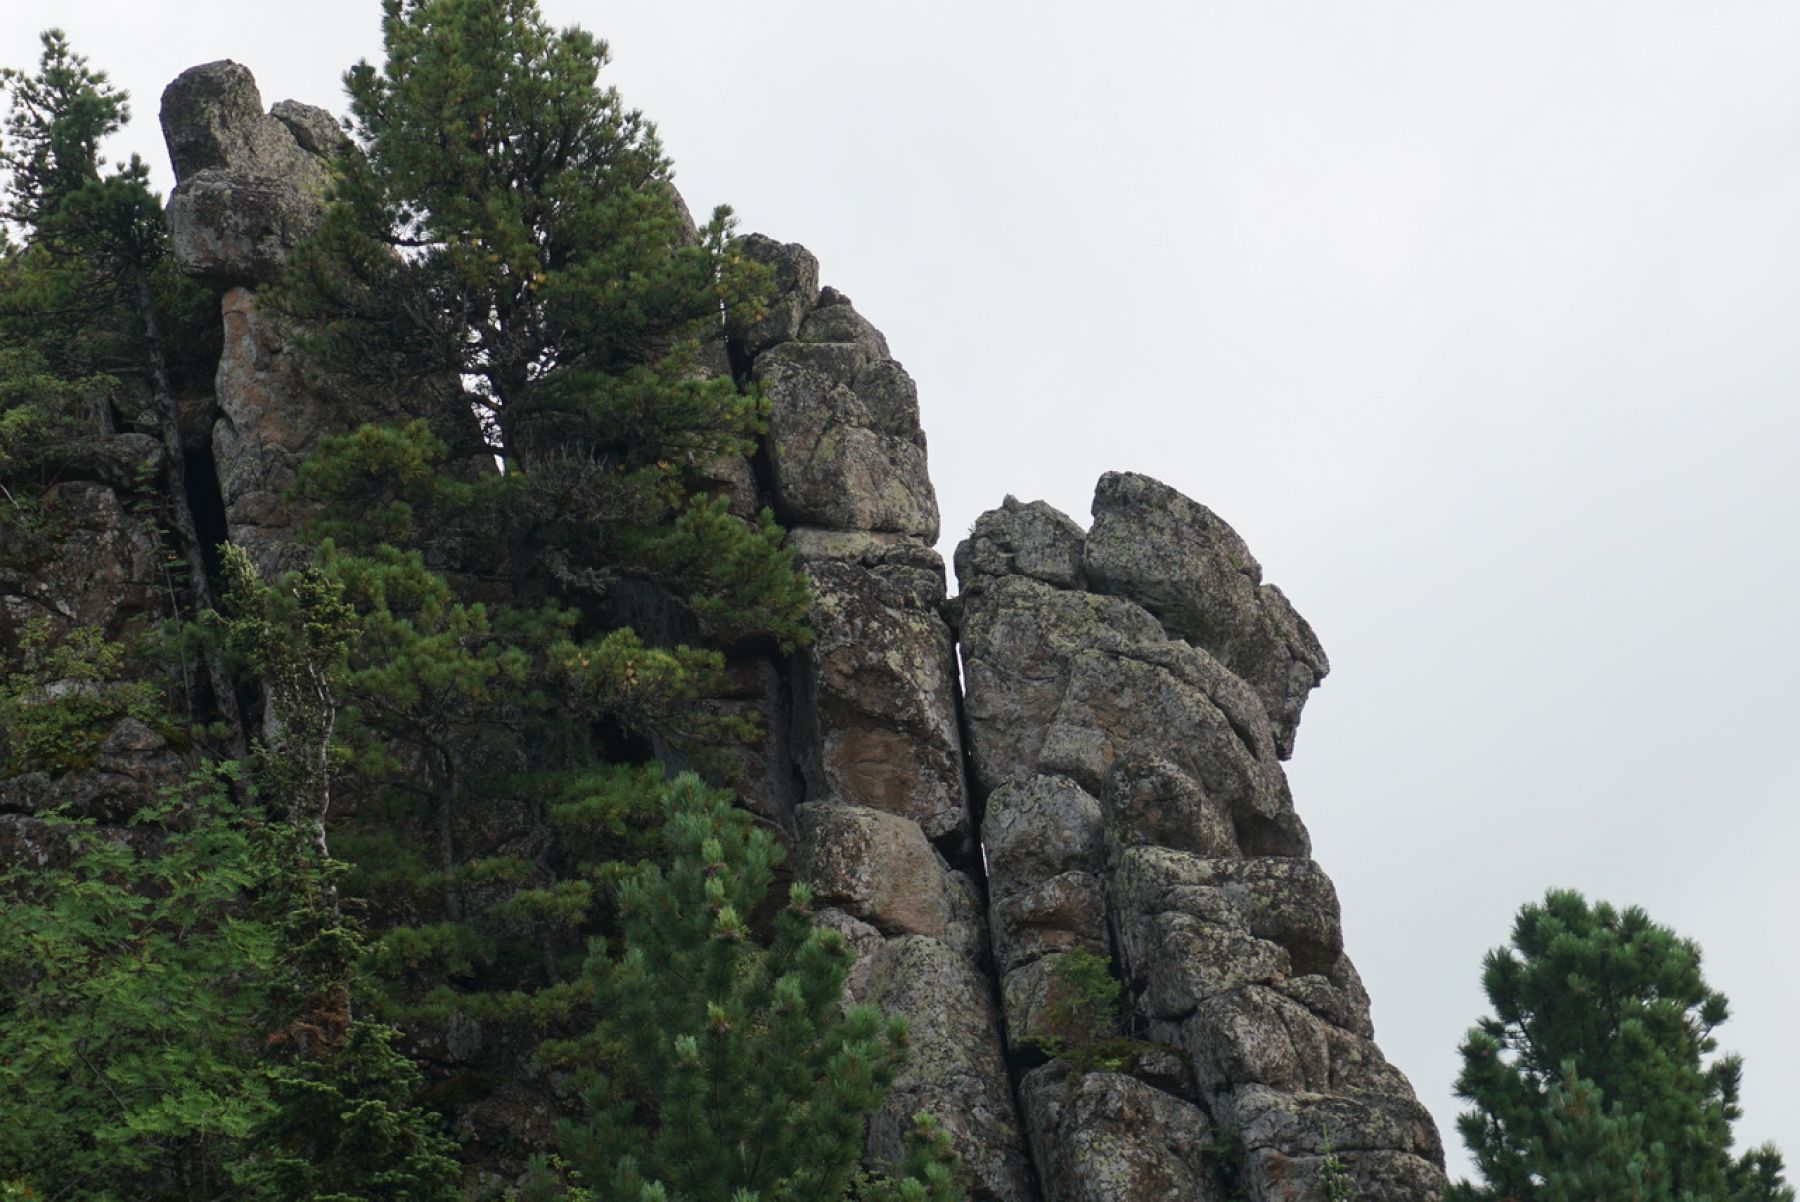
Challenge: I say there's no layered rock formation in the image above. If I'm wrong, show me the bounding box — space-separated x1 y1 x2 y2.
0 60 1448 1202
956 487 1442 1199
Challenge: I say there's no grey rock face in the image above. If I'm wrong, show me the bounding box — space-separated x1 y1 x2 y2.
160 61 337 286
740 240 1031 1195
737 234 820 353
0 483 163 649
1084 472 1328 760
796 801 981 960
860 936 1036 1202
790 535 971 851
956 497 1088 593
1021 1064 1225 1202
955 478 1444 1202
210 287 338 575
982 775 1105 903
50 69 1440 1193
754 284 938 540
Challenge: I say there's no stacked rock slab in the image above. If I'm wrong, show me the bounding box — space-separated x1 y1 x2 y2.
160 60 350 576
739 236 1034 1201
955 483 1445 1201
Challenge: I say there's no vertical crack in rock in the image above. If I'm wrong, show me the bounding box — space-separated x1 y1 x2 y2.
740 235 1036 1202
954 489 1447 1201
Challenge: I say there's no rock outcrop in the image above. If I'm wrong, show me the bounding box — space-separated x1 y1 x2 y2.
1 59 1447 1202
741 237 1034 1200
162 60 342 289
957 488 1443 1200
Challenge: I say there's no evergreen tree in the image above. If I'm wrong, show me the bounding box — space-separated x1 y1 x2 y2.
530 774 962 1202
273 0 807 646
1449 889 1792 1202
264 1 811 1163
0 30 240 747
0 761 276 1201
215 546 460 1201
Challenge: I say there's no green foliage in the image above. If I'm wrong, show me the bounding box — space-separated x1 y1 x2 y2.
0 764 278 1200
1448 889 1793 1202
0 620 165 774
272 0 809 653
213 547 461 1201
530 773 963 1202
277 0 768 437
0 344 98 486
1316 1124 1355 1202
0 28 129 232
1019 948 1175 1077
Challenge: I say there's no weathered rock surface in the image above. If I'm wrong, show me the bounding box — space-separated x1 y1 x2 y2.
1085 472 1328 760
956 497 1088 593
790 534 971 851
161 60 340 287
956 478 1444 1202
210 287 338 574
859 936 1035 1202
0 483 164 648
1021 1064 1225 1202
756 281 938 539
740 239 1031 1195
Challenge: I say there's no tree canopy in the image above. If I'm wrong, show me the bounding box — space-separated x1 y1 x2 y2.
1449 889 1792 1202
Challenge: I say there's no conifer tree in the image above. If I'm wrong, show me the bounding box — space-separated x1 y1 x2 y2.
0 30 240 747
1449 889 1793 1202
273 0 808 646
216 547 460 1202
530 774 962 1202
266 2 812 1155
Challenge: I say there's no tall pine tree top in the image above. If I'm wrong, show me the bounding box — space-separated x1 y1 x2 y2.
1450 889 1792 1202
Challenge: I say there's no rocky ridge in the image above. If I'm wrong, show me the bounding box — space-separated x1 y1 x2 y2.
0 60 1448 1202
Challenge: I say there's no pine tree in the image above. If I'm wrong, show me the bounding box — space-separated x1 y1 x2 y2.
215 546 461 1202
272 0 808 647
1449 889 1793 1202
262 2 812 1165
530 774 962 1202
0 30 241 749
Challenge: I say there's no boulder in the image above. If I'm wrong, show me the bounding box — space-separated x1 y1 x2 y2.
981 774 1104 902
861 936 1035 1202
795 802 979 958
1103 748 1237 858
160 61 337 286
1085 472 1328 759
1246 1147 1446 1202
757 295 938 538
790 537 971 849
955 496 1088 593
991 871 1108 976
1020 1064 1226 1202
736 234 819 352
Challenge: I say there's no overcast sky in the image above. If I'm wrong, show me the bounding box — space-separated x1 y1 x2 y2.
7 0 1800 1180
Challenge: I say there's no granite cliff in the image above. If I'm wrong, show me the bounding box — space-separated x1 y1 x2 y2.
0 60 1447 1202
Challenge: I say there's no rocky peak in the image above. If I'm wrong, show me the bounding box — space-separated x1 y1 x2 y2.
160 60 342 287
1 59 1448 1202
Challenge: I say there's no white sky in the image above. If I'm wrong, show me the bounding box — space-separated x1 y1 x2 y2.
7 1 1800 1182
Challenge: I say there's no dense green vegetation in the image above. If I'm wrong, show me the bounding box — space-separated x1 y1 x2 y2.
0 4 954 1200
1449 889 1792 1202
